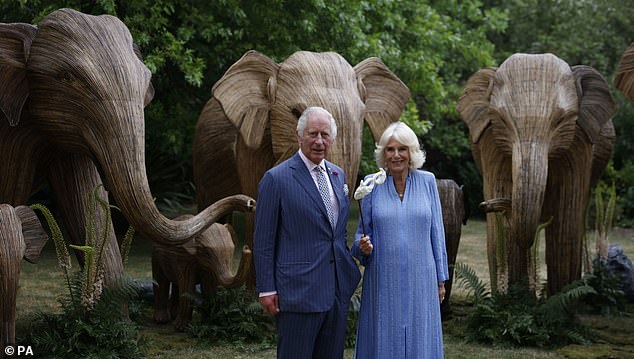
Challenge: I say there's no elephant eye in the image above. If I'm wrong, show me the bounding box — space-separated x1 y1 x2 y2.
291 108 302 119
59 71 73 83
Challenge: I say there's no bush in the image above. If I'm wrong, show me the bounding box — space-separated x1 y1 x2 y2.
187 287 275 344
455 263 600 348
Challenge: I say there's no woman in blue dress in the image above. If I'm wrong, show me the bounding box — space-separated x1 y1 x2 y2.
352 121 449 358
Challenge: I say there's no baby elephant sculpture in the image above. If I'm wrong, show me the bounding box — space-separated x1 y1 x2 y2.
152 220 252 330
436 179 468 317
0 204 48 349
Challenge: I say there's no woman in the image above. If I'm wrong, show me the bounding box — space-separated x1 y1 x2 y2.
352 121 449 359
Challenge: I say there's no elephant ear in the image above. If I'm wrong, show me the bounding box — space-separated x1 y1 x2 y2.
456 67 497 143
614 43 634 101
0 23 37 126
213 50 279 149
132 43 155 107
571 65 616 144
354 57 410 140
15 205 48 264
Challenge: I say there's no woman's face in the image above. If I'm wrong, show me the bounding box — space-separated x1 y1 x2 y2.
384 138 410 176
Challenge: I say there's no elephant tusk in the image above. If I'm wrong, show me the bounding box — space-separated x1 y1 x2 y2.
480 198 511 214
247 199 256 212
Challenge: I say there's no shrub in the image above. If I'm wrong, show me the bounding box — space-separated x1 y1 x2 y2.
455 263 599 348
187 287 275 344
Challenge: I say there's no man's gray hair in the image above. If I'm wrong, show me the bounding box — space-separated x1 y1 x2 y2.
296 107 338 139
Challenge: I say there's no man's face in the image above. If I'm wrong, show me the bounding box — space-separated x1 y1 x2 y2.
298 113 333 164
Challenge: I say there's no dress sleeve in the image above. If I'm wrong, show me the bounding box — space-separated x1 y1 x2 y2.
351 183 374 266
429 173 449 282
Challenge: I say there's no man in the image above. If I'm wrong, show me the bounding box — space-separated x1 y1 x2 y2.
254 106 361 359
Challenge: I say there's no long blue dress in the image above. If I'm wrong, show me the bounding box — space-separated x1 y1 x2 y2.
352 169 449 359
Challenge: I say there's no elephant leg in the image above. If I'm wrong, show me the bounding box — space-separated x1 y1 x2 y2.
543 142 593 295
235 133 275 290
0 211 24 348
169 283 180 322
198 270 216 318
0 248 21 349
478 139 513 293
47 154 124 288
152 253 172 323
174 265 197 331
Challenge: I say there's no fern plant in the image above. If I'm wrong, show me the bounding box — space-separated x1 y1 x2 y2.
26 185 142 357
455 262 598 347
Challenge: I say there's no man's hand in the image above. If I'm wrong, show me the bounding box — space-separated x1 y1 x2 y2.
259 294 280 315
359 235 373 255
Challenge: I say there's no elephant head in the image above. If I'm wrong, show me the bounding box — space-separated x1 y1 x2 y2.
180 222 252 288
194 50 410 209
152 219 252 329
457 53 615 293
0 8 250 245
0 204 48 348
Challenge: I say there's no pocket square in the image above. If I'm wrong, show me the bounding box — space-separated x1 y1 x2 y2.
343 183 349 196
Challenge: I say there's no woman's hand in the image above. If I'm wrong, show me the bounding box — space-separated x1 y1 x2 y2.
359 235 373 255
438 282 446 303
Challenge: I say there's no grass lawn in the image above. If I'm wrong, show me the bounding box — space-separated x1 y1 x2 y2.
14 202 634 358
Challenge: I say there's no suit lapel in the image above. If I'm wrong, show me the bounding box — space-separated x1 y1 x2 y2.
290 154 330 222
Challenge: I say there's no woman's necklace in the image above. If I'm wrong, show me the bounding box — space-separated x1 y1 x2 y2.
392 170 407 200
395 182 405 200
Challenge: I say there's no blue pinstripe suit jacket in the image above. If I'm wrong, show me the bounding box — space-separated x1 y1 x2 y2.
254 152 361 312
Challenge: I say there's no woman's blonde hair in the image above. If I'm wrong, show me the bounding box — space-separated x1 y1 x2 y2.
374 122 426 169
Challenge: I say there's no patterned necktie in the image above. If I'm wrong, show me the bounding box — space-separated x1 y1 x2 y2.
314 166 335 228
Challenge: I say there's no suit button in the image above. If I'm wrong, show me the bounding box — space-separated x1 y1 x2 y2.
330 259 334 263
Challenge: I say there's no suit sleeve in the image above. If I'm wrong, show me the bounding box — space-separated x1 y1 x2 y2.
429 173 449 282
254 171 281 293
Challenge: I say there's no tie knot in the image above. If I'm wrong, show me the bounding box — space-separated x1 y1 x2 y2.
314 166 324 174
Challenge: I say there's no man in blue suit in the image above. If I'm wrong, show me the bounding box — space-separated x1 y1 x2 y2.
254 106 361 359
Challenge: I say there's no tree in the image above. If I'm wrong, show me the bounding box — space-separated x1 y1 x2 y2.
1 1 504 214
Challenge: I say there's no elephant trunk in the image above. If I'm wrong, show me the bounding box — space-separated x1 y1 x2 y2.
99 132 255 245
508 143 549 285
215 245 253 289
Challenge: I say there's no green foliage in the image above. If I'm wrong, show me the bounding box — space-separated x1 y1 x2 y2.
25 187 143 357
576 259 626 316
187 287 275 344
454 263 622 348
616 161 634 227
29 203 73 296
345 286 363 348
0 1 504 216
24 274 143 359
455 262 490 303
